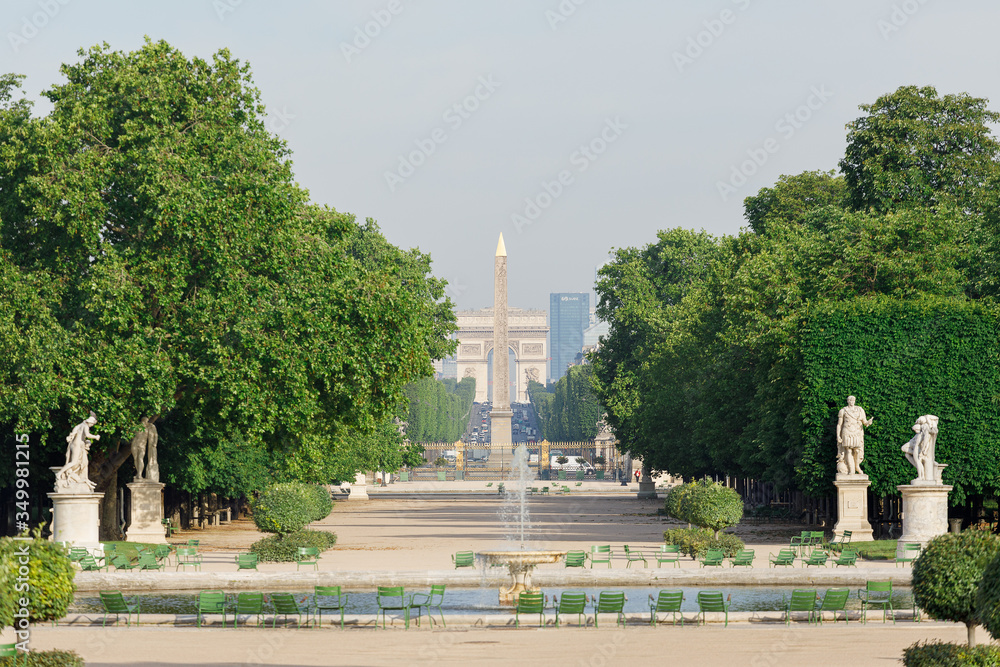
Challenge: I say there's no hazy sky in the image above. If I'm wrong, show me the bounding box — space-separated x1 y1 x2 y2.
3 1 998 311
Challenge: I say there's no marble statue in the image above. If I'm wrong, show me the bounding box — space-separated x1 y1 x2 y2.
901 415 940 482
56 412 99 492
130 417 160 483
836 395 873 475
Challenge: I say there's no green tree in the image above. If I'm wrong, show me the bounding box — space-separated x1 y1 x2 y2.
840 85 1000 213
0 41 455 535
743 170 847 236
912 531 1000 646
977 553 1000 642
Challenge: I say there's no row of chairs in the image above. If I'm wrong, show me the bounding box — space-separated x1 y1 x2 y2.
99 586 446 629
514 590 732 628
767 548 858 568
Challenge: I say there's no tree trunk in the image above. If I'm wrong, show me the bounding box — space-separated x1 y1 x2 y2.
89 437 134 542
968 622 976 647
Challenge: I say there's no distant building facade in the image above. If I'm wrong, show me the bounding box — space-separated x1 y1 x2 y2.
453 308 548 403
549 293 590 382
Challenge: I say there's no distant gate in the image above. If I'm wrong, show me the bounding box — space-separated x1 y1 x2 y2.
408 441 622 482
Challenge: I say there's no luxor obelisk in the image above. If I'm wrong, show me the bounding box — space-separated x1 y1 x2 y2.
490 234 513 444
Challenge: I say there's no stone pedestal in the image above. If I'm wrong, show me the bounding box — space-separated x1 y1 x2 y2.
48 491 103 549
833 473 874 542
125 481 167 544
490 409 513 446
347 472 369 501
897 482 952 558
637 468 657 499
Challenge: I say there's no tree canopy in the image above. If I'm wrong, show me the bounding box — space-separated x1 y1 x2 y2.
0 40 455 529
591 86 1000 505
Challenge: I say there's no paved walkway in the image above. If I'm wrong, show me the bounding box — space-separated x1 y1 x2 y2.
21 490 993 665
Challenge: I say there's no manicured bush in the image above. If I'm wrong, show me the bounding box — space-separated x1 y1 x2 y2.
0 528 75 628
0 649 86 666
302 484 333 522
685 479 744 538
976 553 1000 642
912 531 1000 646
249 529 338 562
251 483 315 535
902 641 1000 666
664 483 694 525
663 527 744 558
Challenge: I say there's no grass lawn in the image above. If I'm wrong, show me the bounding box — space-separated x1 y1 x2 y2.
827 539 898 560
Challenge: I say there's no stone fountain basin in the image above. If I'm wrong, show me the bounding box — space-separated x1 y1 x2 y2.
477 550 566 567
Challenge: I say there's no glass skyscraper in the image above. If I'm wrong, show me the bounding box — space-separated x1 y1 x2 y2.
549 293 590 382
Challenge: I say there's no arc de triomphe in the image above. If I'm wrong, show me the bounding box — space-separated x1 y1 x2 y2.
455 308 548 404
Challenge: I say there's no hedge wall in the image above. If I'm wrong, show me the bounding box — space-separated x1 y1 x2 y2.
796 295 1000 502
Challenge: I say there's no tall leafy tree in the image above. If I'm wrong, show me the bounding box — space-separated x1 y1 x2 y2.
0 41 455 536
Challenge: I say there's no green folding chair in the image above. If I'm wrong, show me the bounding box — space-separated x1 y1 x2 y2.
197 590 227 628
649 589 684 627
656 544 681 568
99 590 140 627
313 586 349 629
784 589 818 625
554 592 587 627
410 584 446 628
858 581 894 624
817 588 850 625
232 592 264 628
589 545 612 569
593 591 627 628
514 592 545 628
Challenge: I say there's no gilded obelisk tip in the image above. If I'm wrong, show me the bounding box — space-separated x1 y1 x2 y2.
496 233 507 257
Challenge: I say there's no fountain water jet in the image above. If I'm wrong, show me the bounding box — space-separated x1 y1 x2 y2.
478 444 565 603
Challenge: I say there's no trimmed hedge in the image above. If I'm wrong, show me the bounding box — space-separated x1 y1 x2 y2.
902 641 1000 666
0 649 86 667
249 529 338 562
664 479 743 537
663 528 745 558
0 529 75 628
251 482 331 535
976 553 1000 641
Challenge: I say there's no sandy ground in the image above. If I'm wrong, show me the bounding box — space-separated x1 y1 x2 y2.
20 490 996 666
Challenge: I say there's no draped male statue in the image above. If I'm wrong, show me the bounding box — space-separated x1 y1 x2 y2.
836 395 873 475
56 412 100 492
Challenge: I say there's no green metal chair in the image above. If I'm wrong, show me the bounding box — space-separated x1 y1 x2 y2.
832 549 858 567
589 545 612 569
186 539 200 547
313 586 349 629
68 547 89 562
514 592 545 628
196 590 227 628
376 586 412 629
729 549 755 568
269 593 308 628
769 548 797 567
410 584 446 628
175 547 202 572
564 550 587 568
78 554 107 572
231 592 264 627
897 542 921 567
623 545 647 568
784 589 818 625
593 591 627 628
696 591 731 627
830 530 852 552
858 581 894 624
656 544 681 569
699 548 725 568
235 553 259 571
803 550 829 568
137 554 164 571
817 588 850 625
153 544 174 566
452 551 475 569
296 547 320 571
99 590 140 627
649 589 684 627
110 554 139 571
0 642 24 666
789 530 811 557
553 592 588 627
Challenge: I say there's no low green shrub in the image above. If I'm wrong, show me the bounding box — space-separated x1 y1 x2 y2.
0 649 86 666
976 553 1000 641
664 483 694 524
251 483 315 535
686 479 744 538
249 529 338 562
663 527 745 558
0 528 75 628
902 641 1000 666
302 484 333 522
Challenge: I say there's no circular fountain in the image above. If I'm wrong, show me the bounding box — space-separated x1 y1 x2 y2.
477 444 565 602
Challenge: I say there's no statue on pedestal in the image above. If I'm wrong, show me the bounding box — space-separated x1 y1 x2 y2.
130 417 160 483
836 395 873 475
901 415 940 482
56 412 99 492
